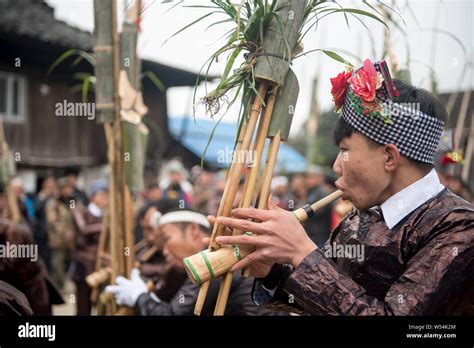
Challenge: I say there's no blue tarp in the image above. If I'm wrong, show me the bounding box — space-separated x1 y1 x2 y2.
168 116 308 173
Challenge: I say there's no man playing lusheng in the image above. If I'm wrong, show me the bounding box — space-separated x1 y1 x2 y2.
106 208 284 315
212 59 474 315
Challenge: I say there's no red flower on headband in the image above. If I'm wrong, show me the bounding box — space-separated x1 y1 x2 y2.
330 69 352 111
349 58 383 102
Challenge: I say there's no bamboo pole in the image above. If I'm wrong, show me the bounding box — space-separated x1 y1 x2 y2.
194 82 267 315
213 88 278 315
0 120 20 223
90 212 109 301
207 82 268 250
240 131 282 280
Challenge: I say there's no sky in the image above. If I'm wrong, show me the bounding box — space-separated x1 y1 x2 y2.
46 0 474 136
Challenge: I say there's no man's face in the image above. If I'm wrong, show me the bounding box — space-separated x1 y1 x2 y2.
43 178 57 195
147 187 162 202
59 185 73 198
170 171 182 184
333 133 391 210
92 191 108 209
305 173 324 188
161 223 199 269
67 174 77 187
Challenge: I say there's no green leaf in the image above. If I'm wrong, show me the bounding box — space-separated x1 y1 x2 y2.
201 113 226 168
47 49 95 77
141 71 166 92
330 8 388 28
82 75 91 103
162 12 216 46
295 49 353 67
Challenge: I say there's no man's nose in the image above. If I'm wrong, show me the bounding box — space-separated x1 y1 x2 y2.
333 152 343 176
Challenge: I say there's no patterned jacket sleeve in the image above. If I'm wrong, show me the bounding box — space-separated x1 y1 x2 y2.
282 216 474 315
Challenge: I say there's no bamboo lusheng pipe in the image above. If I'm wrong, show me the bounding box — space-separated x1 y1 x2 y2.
86 268 110 288
213 88 278 315
241 131 282 279
134 245 160 268
90 212 109 302
194 82 268 315
0 120 20 223
194 119 249 315
207 82 268 251
214 131 281 314
124 186 135 276
183 189 342 286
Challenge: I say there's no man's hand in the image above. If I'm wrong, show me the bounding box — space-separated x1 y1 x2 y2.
105 268 148 307
202 230 274 279
208 197 317 274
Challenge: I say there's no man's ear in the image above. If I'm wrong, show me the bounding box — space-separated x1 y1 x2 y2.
383 144 401 171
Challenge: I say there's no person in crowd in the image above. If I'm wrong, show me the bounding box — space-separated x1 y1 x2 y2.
71 178 108 315
33 176 57 269
288 173 307 208
160 160 193 205
45 177 75 289
304 165 334 247
0 280 33 316
0 188 61 315
191 169 215 215
66 171 89 206
270 176 290 209
10 177 36 225
135 198 188 302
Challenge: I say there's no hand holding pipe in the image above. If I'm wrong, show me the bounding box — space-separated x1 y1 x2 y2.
183 190 342 285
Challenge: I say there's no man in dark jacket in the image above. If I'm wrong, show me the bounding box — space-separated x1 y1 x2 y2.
0 216 54 315
72 179 108 315
212 60 474 315
106 208 282 315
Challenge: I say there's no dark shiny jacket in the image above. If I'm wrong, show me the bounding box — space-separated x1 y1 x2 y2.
260 189 474 315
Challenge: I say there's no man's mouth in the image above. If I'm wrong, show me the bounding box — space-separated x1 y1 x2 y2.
335 182 346 198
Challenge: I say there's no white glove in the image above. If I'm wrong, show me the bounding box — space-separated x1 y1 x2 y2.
105 268 148 307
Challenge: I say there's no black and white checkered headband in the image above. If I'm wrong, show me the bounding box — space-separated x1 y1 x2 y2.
341 61 445 164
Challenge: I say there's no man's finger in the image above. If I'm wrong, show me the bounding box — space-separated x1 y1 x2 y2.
207 215 216 224
229 207 274 221
215 234 264 247
202 237 210 245
215 216 267 234
230 251 262 272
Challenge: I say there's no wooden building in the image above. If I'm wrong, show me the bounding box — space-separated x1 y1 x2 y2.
0 0 208 192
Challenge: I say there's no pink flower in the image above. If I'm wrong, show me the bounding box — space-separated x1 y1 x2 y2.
330 69 352 111
349 59 382 102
